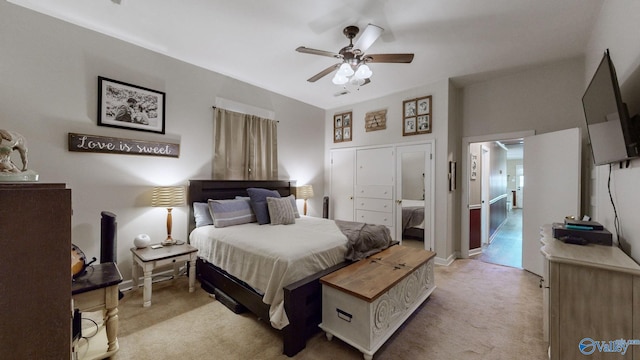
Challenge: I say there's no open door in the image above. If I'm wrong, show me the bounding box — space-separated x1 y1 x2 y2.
522 128 581 276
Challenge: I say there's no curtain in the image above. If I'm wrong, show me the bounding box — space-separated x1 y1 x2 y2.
213 108 278 180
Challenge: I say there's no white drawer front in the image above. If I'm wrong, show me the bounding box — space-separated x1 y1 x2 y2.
355 198 393 212
356 185 393 199
356 209 393 227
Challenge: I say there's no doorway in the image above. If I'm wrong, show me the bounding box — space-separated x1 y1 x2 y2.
476 139 523 268
461 130 533 267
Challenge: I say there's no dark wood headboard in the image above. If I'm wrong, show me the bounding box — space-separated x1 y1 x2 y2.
187 179 296 235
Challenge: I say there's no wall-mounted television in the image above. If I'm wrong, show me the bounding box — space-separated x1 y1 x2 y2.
582 49 640 166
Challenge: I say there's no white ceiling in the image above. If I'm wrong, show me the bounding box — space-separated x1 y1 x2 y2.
8 0 603 110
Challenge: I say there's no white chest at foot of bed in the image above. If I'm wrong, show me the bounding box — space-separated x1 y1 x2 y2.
319 245 436 360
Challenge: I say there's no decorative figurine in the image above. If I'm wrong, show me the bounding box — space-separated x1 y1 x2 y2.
0 129 38 181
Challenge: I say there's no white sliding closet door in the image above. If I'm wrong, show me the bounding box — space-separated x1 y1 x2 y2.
330 148 355 221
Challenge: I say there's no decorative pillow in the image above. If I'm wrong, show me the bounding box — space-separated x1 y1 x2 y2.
246 188 281 224
208 198 256 228
285 194 300 218
267 197 296 225
193 202 213 227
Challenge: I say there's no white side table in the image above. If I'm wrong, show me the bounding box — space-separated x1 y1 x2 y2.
131 243 198 307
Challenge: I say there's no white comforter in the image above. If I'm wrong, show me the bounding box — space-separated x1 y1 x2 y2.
189 216 348 329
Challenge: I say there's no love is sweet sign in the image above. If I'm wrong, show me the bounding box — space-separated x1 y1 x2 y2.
68 133 179 158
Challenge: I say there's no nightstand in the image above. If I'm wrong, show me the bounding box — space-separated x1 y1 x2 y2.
130 243 198 307
72 262 123 360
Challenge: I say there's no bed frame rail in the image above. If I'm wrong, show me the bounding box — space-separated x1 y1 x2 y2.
282 262 350 356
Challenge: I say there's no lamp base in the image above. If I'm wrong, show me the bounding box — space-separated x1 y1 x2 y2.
161 238 184 246
161 238 176 246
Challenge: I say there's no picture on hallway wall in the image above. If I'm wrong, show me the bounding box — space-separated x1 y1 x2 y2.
470 154 478 180
98 76 166 134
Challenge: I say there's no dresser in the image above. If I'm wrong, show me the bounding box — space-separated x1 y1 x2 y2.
0 183 71 360
541 226 640 359
320 246 436 360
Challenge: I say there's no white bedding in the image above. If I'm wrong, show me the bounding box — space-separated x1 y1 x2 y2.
189 216 348 329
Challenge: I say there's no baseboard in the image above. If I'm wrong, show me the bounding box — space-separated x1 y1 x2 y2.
469 247 483 257
434 253 456 266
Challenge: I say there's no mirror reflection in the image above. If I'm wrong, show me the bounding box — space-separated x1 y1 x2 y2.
401 151 426 241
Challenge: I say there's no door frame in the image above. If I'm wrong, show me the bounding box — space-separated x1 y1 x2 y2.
460 130 534 258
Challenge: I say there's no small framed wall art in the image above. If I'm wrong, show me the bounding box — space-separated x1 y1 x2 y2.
364 109 387 132
402 95 432 136
98 76 166 134
333 111 352 143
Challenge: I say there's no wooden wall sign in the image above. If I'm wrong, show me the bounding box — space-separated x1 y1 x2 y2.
68 133 179 158
364 109 387 132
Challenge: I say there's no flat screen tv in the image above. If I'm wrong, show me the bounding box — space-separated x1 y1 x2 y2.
582 49 640 166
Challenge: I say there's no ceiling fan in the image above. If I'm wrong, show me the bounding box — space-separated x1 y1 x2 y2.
296 24 414 86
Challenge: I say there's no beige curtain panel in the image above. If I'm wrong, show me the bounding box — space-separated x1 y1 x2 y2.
213 108 278 180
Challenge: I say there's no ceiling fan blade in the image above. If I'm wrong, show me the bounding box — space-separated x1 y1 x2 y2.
296 46 341 59
307 63 342 82
353 24 383 53
365 53 414 63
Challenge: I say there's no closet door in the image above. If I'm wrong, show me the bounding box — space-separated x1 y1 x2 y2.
355 147 395 236
330 148 355 221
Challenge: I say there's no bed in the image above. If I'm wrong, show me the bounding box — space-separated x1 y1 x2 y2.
187 179 392 357
402 199 425 240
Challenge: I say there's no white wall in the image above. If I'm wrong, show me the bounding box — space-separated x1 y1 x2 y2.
324 79 456 263
586 0 640 263
0 2 325 281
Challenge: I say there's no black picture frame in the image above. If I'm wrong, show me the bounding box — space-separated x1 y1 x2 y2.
98 76 166 134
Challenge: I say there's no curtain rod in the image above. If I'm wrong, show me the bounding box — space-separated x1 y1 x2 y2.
212 106 279 122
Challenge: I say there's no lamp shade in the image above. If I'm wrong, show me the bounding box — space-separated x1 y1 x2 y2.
152 186 186 207
296 185 314 200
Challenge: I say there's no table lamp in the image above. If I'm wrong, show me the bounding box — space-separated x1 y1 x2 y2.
152 186 186 245
296 185 314 216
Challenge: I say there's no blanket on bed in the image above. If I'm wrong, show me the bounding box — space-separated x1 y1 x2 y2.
335 220 392 261
402 206 425 231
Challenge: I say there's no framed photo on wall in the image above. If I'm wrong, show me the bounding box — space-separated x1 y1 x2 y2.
402 95 432 136
333 111 352 143
98 76 166 134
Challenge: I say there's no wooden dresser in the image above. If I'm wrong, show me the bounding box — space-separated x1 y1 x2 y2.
320 245 436 360
0 183 71 359
541 226 640 359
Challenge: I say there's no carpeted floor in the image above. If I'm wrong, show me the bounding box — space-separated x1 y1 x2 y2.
103 258 547 360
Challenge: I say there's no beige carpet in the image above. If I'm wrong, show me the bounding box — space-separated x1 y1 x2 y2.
107 259 547 360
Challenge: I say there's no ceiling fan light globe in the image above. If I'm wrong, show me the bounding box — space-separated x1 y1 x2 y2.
332 73 348 85
337 63 354 76
349 77 365 86
354 64 372 79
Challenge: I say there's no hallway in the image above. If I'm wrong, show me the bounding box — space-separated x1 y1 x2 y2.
476 208 522 268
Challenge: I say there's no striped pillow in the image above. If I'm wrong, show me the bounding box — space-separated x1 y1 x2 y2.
208 198 256 228
266 197 296 225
